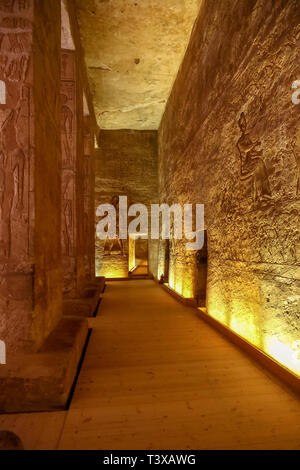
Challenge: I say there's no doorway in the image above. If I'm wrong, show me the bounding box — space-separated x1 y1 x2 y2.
129 235 149 277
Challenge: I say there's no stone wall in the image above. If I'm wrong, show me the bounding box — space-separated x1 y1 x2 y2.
95 130 157 278
158 0 300 375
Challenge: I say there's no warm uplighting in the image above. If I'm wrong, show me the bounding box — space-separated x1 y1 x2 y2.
207 290 228 325
94 135 99 149
230 313 261 348
207 290 300 377
128 235 136 272
265 336 300 376
96 267 126 279
167 260 195 299
165 283 192 300
168 261 175 291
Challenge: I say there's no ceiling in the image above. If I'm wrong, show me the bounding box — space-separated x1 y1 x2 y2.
74 0 201 130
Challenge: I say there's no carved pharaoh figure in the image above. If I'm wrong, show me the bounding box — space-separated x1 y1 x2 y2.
236 112 271 203
61 93 73 167
0 87 26 258
62 173 74 257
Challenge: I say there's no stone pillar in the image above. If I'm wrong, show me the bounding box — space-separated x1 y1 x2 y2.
0 0 62 354
0 0 88 413
90 132 96 281
61 48 85 297
83 114 95 281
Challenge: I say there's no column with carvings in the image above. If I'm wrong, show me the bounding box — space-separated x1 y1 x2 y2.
61 48 86 297
0 0 62 354
0 0 88 413
83 114 96 282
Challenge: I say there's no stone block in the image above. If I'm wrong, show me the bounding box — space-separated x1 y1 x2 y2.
0 318 88 413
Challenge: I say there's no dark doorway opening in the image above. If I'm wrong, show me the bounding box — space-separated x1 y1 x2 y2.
129 237 149 277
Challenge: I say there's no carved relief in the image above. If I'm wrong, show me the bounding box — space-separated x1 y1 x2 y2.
84 152 91 276
237 112 272 203
0 0 30 13
61 51 77 292
62 171 74 257
0 85 29 259
61 93 73 167
0 53 29 81
61 52 75 81
0 16 31 28
0 5 32 83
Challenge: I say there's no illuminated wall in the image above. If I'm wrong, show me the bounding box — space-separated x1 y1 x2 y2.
158 0 300 376
95 130 158 277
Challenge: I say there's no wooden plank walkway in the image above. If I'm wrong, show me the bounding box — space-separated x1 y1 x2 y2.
59 281 300 450
1 280 300 449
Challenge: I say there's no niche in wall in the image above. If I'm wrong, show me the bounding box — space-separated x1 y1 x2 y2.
163 239 170 282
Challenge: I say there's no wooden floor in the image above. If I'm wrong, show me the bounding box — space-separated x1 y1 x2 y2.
1 280 300 450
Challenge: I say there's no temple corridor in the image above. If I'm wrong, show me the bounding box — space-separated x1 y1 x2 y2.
0 0 299 453
1 280 299 450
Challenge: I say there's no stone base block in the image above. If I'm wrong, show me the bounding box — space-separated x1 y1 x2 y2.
63 287 102 318
63 278 105 318
88 276 105 293
63 296 100 317
0 318 89 413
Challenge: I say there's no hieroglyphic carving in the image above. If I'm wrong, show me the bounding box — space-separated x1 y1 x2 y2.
83 143 91 276
0 0 30 13
0 0 31 261
0 88 28 258
237 112 272 203
61 50 76 292
62 171 74 257
61 93 73 167
0 0 32 353
61 51 75 81
0 3 32 83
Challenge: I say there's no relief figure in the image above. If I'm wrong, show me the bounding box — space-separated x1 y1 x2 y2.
62 173 73 257
0 87 26 258
237 112 271 202
61 93 73 167
0 53 30 82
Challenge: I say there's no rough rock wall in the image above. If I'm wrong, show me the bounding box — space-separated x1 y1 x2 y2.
95 130 157 278
0 0 62 354
74 0 201 130
158 0 300 375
